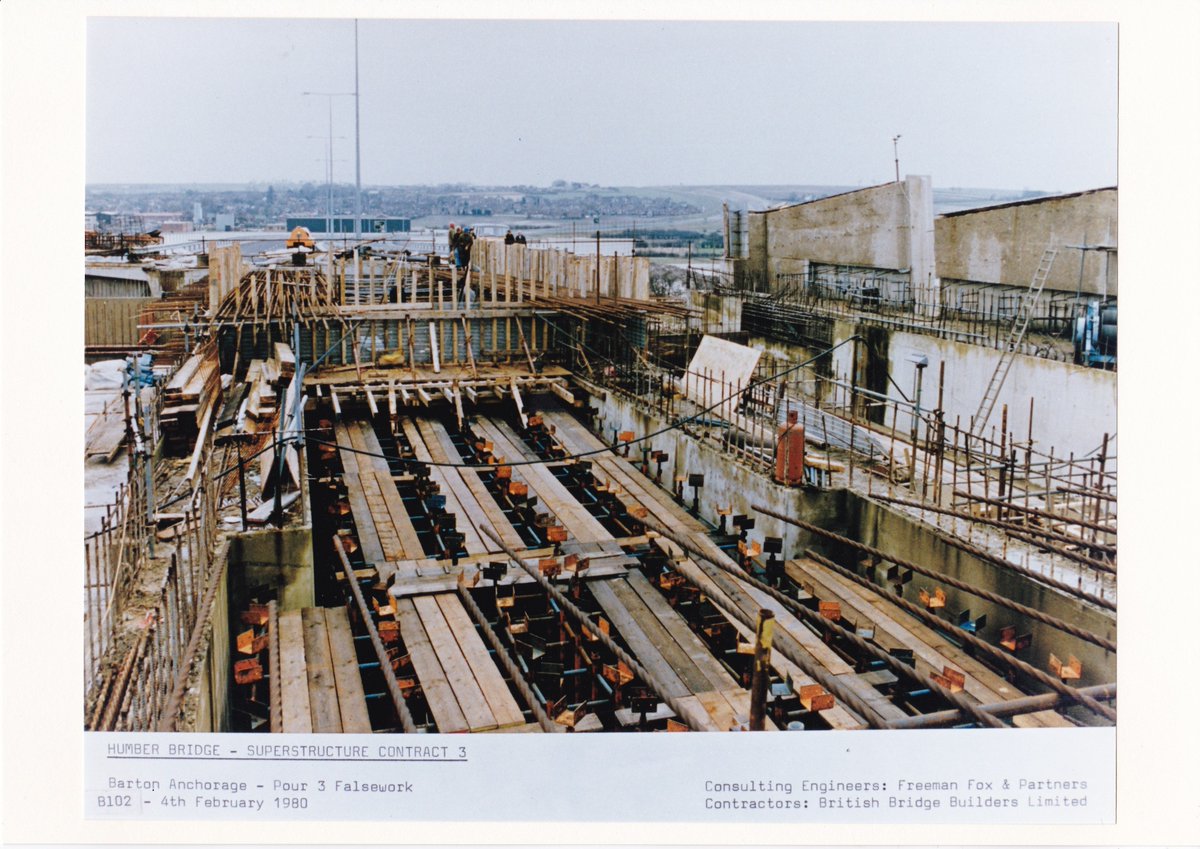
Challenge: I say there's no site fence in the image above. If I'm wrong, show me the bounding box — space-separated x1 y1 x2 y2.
85 411 225 731
84 471 148 694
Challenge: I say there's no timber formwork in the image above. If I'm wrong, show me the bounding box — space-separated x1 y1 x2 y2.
234 397 1114 734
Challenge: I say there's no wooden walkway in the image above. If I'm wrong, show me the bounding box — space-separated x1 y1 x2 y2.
335 420 426 582
276 607 372 733
396 594 528 733
590 570 772 731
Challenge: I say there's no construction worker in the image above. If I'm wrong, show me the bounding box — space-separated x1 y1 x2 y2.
457 226 475 270
447 223 460 265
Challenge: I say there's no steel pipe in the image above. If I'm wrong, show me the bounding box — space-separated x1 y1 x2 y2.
755 503 1116 652
804 549 1116 723
456 584 564 733
885 683 1116 729
333 536 419 733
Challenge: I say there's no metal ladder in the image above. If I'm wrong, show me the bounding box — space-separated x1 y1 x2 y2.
969 246 1058 439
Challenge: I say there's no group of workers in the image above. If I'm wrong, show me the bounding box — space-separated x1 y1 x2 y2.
446 223 531 272
447 222 475 270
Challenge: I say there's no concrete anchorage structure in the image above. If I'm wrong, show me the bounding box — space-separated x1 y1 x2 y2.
83 181 1116 736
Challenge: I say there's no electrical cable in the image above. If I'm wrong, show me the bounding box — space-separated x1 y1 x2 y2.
301 336 860 469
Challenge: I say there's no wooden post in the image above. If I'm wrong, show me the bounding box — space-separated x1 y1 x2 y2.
748 609 775 731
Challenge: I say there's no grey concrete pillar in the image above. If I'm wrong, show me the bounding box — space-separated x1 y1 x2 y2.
905 175 940 319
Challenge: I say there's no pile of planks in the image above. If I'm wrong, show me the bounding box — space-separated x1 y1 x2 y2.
159 341 221 455
136 280 210 358
240 359 279 435
243 343 296 430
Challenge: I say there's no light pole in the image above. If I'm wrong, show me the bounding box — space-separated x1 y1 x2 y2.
306 135 345 237
302 91 355 238
892 134 902 183
354 19 362 247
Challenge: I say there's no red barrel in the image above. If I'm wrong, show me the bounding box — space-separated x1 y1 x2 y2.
774 410 806 485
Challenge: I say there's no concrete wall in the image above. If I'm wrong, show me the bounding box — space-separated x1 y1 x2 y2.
589 390 1115 689
691 290 743 334
885 330 1116 458
752 178 933 282
906 176 938 317
935 188 1117 297
747 212 769 282
846 497 1115 688
745 320 1114 460
227 526 315 613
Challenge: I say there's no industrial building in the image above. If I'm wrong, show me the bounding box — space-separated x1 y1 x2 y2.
286 215 412 234
83 178 1116 734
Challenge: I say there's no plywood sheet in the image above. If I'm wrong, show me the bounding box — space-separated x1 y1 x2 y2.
681 335 762 419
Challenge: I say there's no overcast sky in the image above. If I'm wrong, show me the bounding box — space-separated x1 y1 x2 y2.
87 18 1116 192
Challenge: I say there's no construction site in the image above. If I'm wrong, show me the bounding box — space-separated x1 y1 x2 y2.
83 176 1116 735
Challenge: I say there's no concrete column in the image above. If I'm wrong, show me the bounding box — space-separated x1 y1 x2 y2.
905 175 939 319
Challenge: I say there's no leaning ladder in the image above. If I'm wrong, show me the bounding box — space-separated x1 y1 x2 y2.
969 246 1058 439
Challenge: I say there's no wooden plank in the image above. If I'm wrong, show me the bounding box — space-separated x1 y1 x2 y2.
587 579 691 701
670 694 724 732
412 595 497 731
435 594 527 728
693 689 741 732
738 580 859 677
84 412 127 461
277 610 313 733
624 569 738 693
301 607 343 733
395 598 469 733
652 537 854 678
335 423 386 566
606 577 713 696
324 607 373 733
350 422 426 560
544 410 737 562
717 610 864 730
653 538 907 723
390 553 630 597
476 418 610 544
407 417 488 554
420 418 527 552
789 557 1072 728
787 560 1005 703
